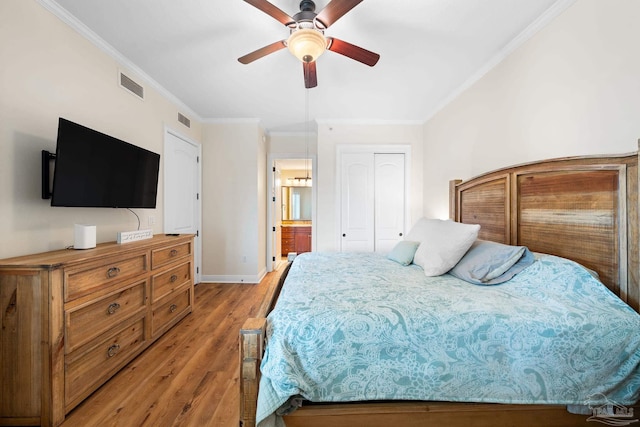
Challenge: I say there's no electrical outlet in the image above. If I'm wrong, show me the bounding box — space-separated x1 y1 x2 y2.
148 215 155 226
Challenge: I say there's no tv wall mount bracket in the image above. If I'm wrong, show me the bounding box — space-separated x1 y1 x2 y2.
42 150 56 200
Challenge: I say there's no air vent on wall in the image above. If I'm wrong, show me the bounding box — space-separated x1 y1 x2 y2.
178 112 191 128
119 72 144 99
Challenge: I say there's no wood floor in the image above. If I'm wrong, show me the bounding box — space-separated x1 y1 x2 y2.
61 266 282 427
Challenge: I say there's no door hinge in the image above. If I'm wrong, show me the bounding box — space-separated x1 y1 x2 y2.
273 166 276 172
272 256 276 262
272 196 276 202
196 193 199 200
196 230 199 237
197 156 200 163
196 266 199 274
273 226 276 232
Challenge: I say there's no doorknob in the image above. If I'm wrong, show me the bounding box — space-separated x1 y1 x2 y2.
342 233 346 237
399 232 403 236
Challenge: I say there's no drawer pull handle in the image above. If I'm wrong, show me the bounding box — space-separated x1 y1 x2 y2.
170 274 178 283
106 267 121 278
170 304 178 313
107 343 120 358
169 249 178 257
107 302 121 315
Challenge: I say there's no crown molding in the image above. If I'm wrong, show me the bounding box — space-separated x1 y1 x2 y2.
315 118 425 126
424 0 577 122
269 131 318 138
202 118 262 125
36 0 202 122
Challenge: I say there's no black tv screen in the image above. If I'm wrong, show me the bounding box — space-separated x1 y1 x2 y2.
51 118 160 208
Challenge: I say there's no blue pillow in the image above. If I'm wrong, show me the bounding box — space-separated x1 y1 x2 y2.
448 240 534 285
387 241 420 266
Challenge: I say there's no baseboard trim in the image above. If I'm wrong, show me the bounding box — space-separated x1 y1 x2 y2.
200 268 266 284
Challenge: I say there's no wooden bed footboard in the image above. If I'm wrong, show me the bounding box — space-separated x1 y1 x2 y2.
240 318 266 427
281 402 633 427
240 261 291 427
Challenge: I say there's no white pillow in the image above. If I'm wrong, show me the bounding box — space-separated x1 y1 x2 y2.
406 218 480 276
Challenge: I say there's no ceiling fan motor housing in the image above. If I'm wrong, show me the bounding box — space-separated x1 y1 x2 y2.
293 0 320 27
300 0 316 13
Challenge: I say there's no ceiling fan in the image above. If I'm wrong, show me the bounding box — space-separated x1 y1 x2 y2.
238 0 380 88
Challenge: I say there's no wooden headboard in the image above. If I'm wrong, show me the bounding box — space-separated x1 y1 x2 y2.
450 147 639 312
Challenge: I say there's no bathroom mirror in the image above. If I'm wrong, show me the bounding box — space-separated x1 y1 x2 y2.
282 186 312 220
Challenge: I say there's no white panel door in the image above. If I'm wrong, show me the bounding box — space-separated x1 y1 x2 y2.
340 153 374 252
164 129 201 281
374 153 405 253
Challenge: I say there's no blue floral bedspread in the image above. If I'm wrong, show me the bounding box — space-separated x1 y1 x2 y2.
256 252 640 426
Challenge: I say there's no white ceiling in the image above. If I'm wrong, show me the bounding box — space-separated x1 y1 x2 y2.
50 0 567 133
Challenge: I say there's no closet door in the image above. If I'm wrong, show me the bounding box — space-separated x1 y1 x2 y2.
340 153 375 251
340 152 405 253
374 153 405 253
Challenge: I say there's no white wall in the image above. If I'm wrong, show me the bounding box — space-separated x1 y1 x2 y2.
201 121 266 283
269 132 316 156
0 0 202 259
423 0 640 219
316 122 424 251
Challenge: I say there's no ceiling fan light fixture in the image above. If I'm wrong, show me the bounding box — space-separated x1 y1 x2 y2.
287 28 327 63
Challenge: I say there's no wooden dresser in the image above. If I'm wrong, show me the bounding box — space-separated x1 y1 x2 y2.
0 234 194 426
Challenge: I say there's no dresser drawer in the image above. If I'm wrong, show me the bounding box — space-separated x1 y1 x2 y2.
281 227 295 238
65 280 147 353
282 238 295 247
282 238 295 255
151 241 191 270
65 316 146 408
151 261 191 303
65 252 148 301
151 287 191 337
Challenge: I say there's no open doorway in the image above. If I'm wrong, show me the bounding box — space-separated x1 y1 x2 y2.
266 155 316 272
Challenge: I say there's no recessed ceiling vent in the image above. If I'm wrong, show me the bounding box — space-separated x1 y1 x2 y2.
178 112 191 128
119 72 144 99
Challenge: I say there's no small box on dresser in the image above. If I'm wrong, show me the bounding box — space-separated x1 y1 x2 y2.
0 234 195 427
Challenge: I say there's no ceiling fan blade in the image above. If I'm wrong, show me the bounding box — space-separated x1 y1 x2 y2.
238 40 286 64
315 0 364 28
243 0 295 26
303 61 318 88
327 37 380 66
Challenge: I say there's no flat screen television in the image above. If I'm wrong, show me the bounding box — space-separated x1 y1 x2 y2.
49 118 160 208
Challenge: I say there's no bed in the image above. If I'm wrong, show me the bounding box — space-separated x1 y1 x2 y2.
240 146 640 427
